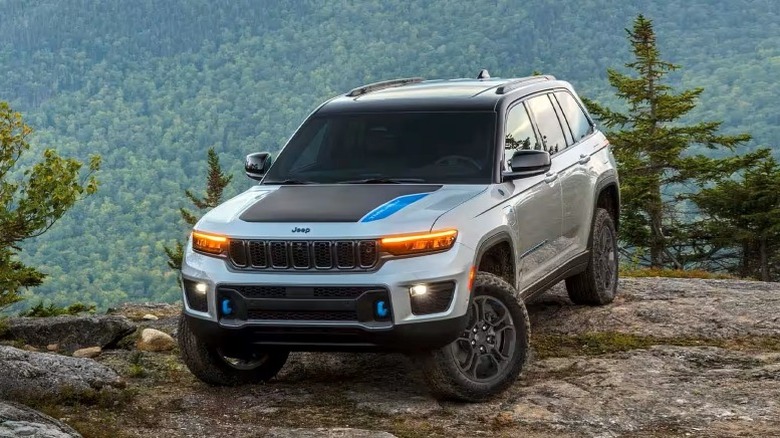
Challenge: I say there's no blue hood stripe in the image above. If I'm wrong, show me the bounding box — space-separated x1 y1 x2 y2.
360 193 431 222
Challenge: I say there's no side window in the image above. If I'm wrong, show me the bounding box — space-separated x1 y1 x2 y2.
551 93 574 146
504 103 540 170
528 94 566 155
555 91 593 142
526 95 567 156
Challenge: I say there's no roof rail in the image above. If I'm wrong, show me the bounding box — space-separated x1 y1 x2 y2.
347 77 424 97
495 75 556 95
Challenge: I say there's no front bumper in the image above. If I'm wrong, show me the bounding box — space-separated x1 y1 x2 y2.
180 241 475 351
185 312 469 351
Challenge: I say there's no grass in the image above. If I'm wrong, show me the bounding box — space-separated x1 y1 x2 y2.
534 332 780 359
620 267 737 280
18 301 96 317
127 351 147 378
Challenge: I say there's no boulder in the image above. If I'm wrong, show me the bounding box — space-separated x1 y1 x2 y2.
136 328 175 352
1 315 136 352
0 345 123 402
72 346 101 358
0 401 81 438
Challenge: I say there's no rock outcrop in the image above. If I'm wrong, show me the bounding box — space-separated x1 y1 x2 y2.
0 402 81 438
2 278 778 437
1 315 135 352
0 345 123 401
529 278 780 338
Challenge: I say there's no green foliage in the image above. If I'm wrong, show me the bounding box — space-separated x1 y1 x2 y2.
0 102 100 309
535 332 780 359
620 267 736 280
163 148 232 270
0 2 776 308
583 15 755 268
127 351 147 378
18 300 96 317
690 154 780 281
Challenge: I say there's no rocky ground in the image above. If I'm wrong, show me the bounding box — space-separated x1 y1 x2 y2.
1 278 779 437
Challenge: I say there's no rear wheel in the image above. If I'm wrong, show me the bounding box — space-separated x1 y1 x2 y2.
178 313 288 386
566 208 618 305
418 272 530 402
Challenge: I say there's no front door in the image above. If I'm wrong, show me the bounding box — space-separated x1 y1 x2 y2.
503 100 563 292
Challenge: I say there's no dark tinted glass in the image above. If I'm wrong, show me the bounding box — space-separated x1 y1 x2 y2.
264 112 496 184
526 95 567 156
504 103 540 170
555 91 593 142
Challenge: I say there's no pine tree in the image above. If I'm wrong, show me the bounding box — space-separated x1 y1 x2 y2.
690 154 780 281
583 15 754 268
0 102 100 309
164 148 232 270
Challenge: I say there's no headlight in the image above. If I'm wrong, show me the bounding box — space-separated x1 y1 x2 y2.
191 231 228 255
379 229 457 256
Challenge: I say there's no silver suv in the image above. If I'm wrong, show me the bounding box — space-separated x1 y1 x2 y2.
178 72 620 401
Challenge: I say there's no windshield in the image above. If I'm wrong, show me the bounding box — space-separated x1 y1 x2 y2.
263 112 496 184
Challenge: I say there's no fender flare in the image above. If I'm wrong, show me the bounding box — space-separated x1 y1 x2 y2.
588 170 620 250
473 229 517 287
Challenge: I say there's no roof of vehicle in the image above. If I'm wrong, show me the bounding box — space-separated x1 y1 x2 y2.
317 74 573 114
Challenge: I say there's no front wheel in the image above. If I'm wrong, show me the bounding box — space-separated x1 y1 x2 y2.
178 313 289 386
417 272 530 402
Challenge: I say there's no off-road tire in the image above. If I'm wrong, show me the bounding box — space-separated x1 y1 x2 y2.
178 313 289 386
417 272 530 402
566 207 618 305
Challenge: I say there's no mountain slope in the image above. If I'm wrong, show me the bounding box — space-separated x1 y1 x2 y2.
0 0 778 307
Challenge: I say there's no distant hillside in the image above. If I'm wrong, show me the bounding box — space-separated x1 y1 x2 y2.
1 0 778 308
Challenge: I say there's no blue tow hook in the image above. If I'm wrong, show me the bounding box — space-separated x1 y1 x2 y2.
375 300 389 319
221 298 233 316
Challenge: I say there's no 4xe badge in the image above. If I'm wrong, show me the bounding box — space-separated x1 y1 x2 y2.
291 226 311 234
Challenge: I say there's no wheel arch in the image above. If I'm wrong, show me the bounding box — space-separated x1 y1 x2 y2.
589 171 620 249
474 230 517 289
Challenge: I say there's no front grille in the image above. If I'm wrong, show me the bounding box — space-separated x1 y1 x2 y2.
247 310 358 321
248 241 267 267
229 239 379 271
227 285 372 300
217 285 391 324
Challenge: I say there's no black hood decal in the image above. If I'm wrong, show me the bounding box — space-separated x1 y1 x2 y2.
239 185 443 223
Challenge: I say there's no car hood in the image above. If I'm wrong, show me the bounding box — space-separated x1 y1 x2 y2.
195 184 488 239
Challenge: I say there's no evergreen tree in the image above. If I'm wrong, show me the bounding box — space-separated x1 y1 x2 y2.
0 102 100 309
164 148 232 270
583 15 753 268
690 154 780 281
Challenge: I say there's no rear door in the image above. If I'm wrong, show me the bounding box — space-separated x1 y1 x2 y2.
503 98 563 291
522 94 573 272
553 90 599 255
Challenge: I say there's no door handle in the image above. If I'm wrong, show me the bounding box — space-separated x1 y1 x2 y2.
578 153 591 165
544 172 558 184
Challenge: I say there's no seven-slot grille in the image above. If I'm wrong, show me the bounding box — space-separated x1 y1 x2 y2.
229 239 378 270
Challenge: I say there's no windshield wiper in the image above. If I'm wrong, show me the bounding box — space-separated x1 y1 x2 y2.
263 179 313 185
337 177 426 184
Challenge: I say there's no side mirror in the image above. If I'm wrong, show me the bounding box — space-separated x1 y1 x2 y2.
245 152 272 181
502 150 551 181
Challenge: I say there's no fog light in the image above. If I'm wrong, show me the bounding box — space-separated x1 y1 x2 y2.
195 283 207 294
409 284 428 297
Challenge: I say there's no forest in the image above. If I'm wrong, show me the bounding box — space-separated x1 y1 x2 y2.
0 0 778 309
